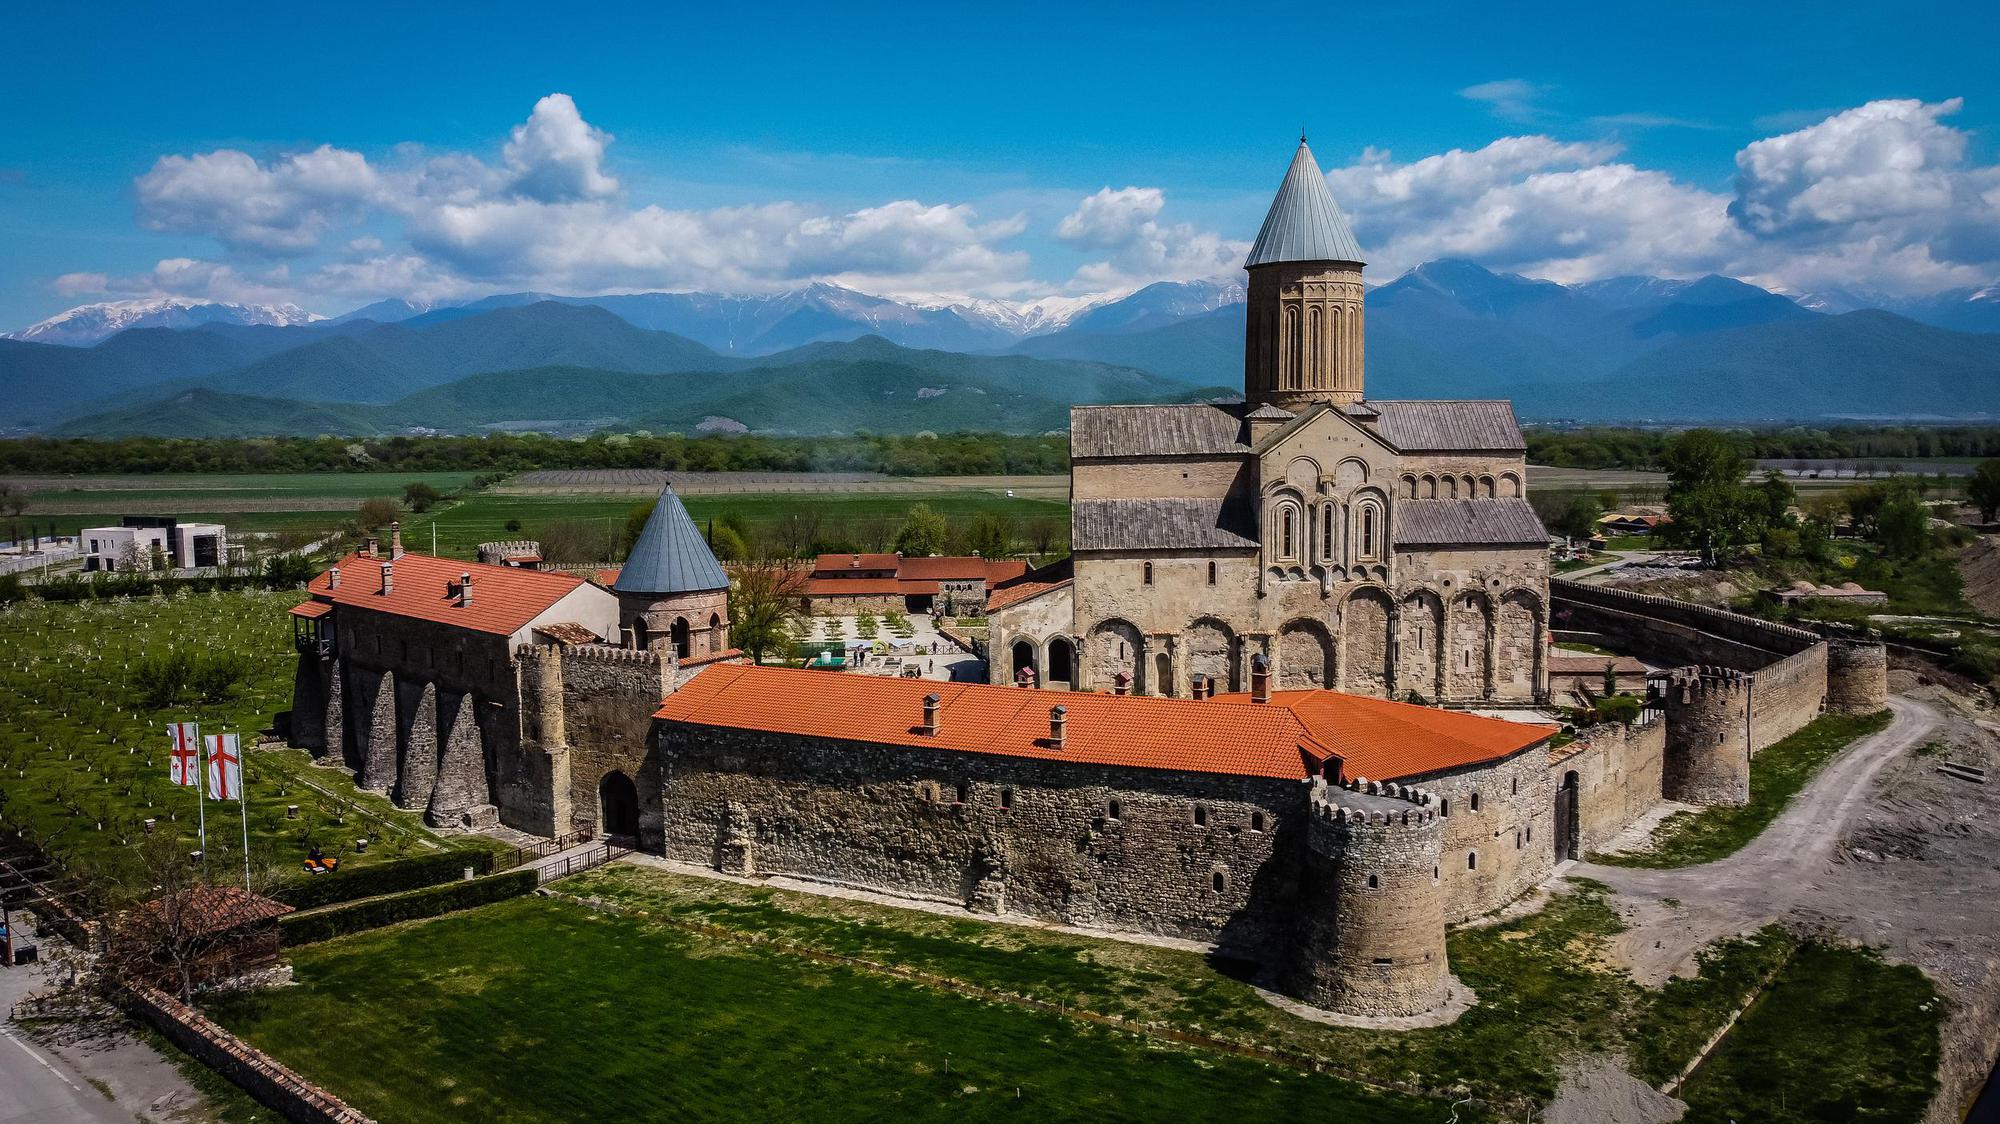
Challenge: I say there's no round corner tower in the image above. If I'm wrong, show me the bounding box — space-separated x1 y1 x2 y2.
1243 139 1367 413
613 488 732 659
1825 640 1889 714
1660 665 1752 806
1286 777 1448 1017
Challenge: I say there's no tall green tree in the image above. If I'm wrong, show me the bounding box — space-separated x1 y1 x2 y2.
1874 494 1932 559
1968 459 2000 523
1660 430 1758 565
729 558 806 664
964 512 1012 558
1754 470 1797 526
893 503 948 556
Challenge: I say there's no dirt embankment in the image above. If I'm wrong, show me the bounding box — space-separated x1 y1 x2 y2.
1958 535 2000 617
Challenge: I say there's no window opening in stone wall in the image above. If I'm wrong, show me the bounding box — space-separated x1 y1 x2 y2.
1251 812 1266 832
1143 561 1153 585
1367 874 1378 889
1280 505 1295 557
955 782 969 806
1107 799 1121 820
1433 865 1440 881
1212 871 1227 892
1512 777 1518 794
1440 798 1450 816
1526 824 1533 842
1207 561 1217 585
1361 506 1377 556
1468 852 1478 870
1515 832 1522 849
1321 505 1334 558
1373 957 1393 965
1470 792 1481 812
1193 806 1207 827
1000 788 1014 810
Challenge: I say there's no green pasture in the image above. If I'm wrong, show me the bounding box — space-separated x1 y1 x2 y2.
0 590 478 897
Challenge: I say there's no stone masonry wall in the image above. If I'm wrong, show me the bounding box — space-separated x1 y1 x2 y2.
556 646 672 848
122 983 374 1123
1827 640 1891 714
1405 747 1556 923
658 724 1305 958
1663 667 1753 806
1553 716 1668 856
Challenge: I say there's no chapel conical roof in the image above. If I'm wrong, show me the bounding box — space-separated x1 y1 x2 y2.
614 488 730 595
1244 140 1365 268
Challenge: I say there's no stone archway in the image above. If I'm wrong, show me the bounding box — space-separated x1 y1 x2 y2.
1085 619 1141 690
1278 619 1334 689
1497 591 1542 701
1448 593 1494 701
1184 617 1237 692
1399 591 1445 703
599 771 640 840
1046 636 1075 688
670 617 692 660
1010 638 1039 686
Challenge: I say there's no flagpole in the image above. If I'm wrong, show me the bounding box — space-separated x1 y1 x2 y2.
233 734 251 889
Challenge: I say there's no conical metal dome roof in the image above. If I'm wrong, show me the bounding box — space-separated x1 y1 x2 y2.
1244 140 1365 268
613 488 730 595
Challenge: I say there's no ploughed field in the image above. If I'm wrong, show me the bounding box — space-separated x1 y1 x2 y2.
201 863 1941 1122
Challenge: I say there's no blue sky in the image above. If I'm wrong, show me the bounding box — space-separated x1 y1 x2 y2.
4 0 1998 328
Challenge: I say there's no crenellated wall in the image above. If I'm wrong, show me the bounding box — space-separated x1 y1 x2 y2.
1553 715 1668 856
1827 640 1890 714
1661 666 1753 806
517 643 674 848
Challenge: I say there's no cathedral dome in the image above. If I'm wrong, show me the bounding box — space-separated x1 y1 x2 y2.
1245 140 1365 268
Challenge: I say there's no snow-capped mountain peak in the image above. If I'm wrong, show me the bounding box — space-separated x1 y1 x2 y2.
6 298 324 347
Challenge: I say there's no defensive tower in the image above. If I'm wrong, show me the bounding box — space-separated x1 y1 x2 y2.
1243 139 1368 412
1660 665 1752 805
1287 776 1448 1016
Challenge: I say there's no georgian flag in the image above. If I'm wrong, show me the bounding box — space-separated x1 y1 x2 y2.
168 722 200 788
205 733 243 802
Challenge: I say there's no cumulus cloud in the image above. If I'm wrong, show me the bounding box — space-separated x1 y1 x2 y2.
1056 186 1247 289
501 93 619 202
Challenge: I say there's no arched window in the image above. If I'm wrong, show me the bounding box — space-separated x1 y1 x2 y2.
1143 561 1153 585
1251 812 1266 832
1107 799 1121 820
1470 791 1481 812
1440 798 1450 816
1207 561 1217 585
1467 852 1478 870
1367 874 1379 889
1511 777 1519 795
1280 505 1296 558
1193 806 1208 827
1320 504 1335 559
1360 506 1378 558
1212 870 1228 892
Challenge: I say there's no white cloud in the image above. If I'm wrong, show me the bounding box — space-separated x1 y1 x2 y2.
1460 79 1553 124
135 144 386 255
1056 186 1247 289
501 93 619 203
1731 98 1966 237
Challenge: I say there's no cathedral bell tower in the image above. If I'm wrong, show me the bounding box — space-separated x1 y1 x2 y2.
1243 139 1367 412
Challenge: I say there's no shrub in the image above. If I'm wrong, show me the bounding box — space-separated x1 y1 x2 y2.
270 847 497 910
280 869 537 945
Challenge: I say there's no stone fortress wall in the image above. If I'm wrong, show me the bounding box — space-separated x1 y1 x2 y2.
1554 716 1669 857
517 643 676 846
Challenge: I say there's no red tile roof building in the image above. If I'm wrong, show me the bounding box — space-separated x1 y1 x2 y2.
804 553 1030 614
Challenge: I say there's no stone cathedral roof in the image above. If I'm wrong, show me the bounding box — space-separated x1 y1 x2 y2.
1245 140 1366 267
1393 498 1549 548
615 488 730 596
1069 400 1526 458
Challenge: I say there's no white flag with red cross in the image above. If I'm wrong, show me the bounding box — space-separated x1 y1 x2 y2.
167 722 200 788
205 733 243 802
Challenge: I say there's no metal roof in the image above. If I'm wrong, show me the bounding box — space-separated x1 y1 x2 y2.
1245 141 1365 268
1073 496 1260 552
1392 499 1548 548
1070 403 1250 458
614 489 730 595
1369 400 1526 452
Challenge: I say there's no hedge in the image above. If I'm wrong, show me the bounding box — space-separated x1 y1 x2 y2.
271 847 497 910
280 869 538 945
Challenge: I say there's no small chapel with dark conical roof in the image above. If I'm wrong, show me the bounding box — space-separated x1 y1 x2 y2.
614 487 733 658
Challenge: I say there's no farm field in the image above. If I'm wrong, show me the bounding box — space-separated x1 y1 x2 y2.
0 589 477 895
403 487 1070 560
5 472 482 539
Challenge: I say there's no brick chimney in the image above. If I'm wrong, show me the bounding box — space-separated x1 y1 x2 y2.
1191 673 1209 700
1113 671 1131 696
364 536 378 557
390 521 404 559
460 572 473 605
1048 704 1067 749
1251 653 1270 704
379 560 394 595
921 693 941 736
328 566 341 590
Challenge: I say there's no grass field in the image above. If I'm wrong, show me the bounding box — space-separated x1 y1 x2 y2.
205 893 1443 1123
0 590 476 895
1676 941 1940 1123
6 472 484 540
403 488 1070 559
1594 710 1894 868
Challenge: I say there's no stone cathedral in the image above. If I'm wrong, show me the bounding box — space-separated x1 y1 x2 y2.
988 140 1552 704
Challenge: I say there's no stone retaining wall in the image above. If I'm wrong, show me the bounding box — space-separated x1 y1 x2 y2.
121 983 374 1124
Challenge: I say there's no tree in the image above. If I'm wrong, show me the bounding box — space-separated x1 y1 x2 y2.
355 498 400 531
100 830 279 1000
1754 471 1797 527
1660 430 1758 565
402 481 442 513
964 512 1012 558
1968 459 2000 523
1530 490 1605 543
893 503 948 556
729 558 807 664
1875 494 1932 559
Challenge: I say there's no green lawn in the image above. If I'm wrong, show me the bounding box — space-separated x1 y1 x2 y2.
1677 942 1941 1123
403 488 1069 559
0 590 477 898
1595 710 1894 868
205 894 1444 1123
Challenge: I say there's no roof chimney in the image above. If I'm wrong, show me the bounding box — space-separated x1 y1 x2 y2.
1015 665 1036 688
328 566 341 590
379 560 394 595
1113 670 1131 696
921 693 941 736
1192 673 1209 700
1251 653 1271 704
460 572 473 605
1048 704 1067 749
365 536 378 557
390 521 404 559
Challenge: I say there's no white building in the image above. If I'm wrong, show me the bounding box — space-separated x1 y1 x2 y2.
80 520 228 572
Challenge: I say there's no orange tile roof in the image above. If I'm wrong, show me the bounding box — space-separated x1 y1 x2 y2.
655 664 1330 781
812 553 901 574
986 559 1073 612
300 551 590 636
288 600 332 619
593 567 622 586
1211 689 1556 781
680 648 743 669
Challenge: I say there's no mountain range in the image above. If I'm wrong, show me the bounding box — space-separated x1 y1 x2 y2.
5 262 1999 435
